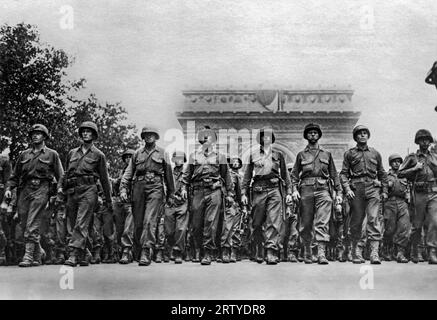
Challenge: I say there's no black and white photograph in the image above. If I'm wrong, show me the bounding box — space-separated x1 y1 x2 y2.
0 0 436 305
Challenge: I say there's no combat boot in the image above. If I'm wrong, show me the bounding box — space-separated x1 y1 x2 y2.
287 251 298 263
222 247 230 263
31 242 45 267
0 247 6 266
266 249 277 265
19 242 35 267
184 249 192 262
119 247 133 264
418 247 425 262
230 248 237 263
139 248 152 266
55 250 65 265
428 247 437 264
346 244 353 262
155 249 163 263
163 249 170 263
304 244 312 264
64 248 79 267
352 242 364 264
396 246 408 263
103 246 118 264
192 249 201 263
337 247 346 262
411 245 419 263
369 241 381 264
311 245 318 263
201 249 211 265
90 247 101 264
382 242 392 261
255 244 264 264
79 248 91 266
45 246 57 265
174 250 183 264
317 242 329 265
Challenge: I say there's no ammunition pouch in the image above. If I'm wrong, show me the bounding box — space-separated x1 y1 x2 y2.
135 171 162 184
300 177 328 190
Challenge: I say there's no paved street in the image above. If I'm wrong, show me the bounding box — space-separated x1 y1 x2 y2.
1 260 437 300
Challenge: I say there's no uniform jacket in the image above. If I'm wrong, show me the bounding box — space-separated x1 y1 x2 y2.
339 144 388 194
7 146 64 191
387 169 409 199
398 149 437 184
0 155 12 188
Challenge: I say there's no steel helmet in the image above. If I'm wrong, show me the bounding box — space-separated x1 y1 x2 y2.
353 125 370 141
141 126 160 140
79 121 98 139
388 154 403 165
29 124 49 139
303 123 322 139
414 129 433 144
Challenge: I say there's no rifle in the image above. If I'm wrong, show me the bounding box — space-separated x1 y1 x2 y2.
238 205 249 236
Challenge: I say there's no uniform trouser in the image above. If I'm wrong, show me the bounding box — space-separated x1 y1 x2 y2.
191 187 222 251
0 189 7 251
329 218 345 250
383 198 410 248
132 181 164 250
17 182 50 244
280 211 299 254
90 202 115 250
221 203 241 249
66 184 98 250
231 208 244 249
113 202 134 249
349 182 382 242
299 185 332 244
410 191 437 248
164 202 189 252
251 187 283 251
40 206 57 254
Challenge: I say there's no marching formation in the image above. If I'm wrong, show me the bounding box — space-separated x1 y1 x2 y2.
0 121 436 268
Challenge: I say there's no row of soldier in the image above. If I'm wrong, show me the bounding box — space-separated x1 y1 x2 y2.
0 121 436 267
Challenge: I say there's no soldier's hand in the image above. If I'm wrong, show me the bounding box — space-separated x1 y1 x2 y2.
120 191 128 202
181 189 188 201
292 191 300 202
241 195 248 206
414 161 424 171
346 190 355 199
4 190 11 200
286 194 293 205
13 212 18 221
381 192 388 200
336 195 343 205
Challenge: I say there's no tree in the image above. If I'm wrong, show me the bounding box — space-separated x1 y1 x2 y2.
0 23 81 162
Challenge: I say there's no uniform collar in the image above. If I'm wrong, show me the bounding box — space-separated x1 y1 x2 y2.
142 144 159 154
417 148 430 156
304 144 322 152
389 169 398 176
355 144 369 151
79 143 96 155
30 145 47 154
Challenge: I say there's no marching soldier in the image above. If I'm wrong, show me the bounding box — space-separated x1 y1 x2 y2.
241 127 293 265
5 124 64 267
291 123 342 264
163 151 189 264
0 151 12 265
181 126 233 266
340 125 388 264
382 154 411 263
221 156 243 263
398 129 437 264
62 121 112 267
120 127 175 266
114 149 135 264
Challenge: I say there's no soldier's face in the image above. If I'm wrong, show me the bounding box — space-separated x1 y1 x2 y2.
306 130 320 143
418 138 431 149
173 156 184 166
81 128 94 142
261 133 272 146
144 133 157 144
390 159 401 170
123 155 132 164
232 159 240 169
356 130 369 144
31 131 45 144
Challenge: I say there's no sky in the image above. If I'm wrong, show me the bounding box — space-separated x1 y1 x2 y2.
1 0 436 163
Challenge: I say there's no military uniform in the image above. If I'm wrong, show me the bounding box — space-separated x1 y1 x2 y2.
291 124 342 264
6 124 64 267
340 125 388 264
62 122 112 266
164 155 189 264
398 129 437 263
0 154 12 264
120 129 174 266
383 154 411 262
113 151 135 264
242 128 292 265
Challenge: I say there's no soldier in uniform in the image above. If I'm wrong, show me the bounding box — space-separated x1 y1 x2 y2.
62 121 112 267
114 149 135 264
5 124 64 267
180 126 233 266
228 157 244 262
382 154 411 263
241 127 293 265
220 156 243 263
120 127 175 266
340 125 388 264
0 150 12 265
398 129 437 264
290 123 342 264
163 151 189 264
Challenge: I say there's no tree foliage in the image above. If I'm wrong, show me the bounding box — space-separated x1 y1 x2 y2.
0 23 139 176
